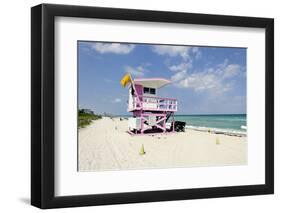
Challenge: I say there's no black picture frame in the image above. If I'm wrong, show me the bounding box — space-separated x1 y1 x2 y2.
31 3 274 209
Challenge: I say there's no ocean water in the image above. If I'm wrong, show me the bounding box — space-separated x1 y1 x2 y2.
172 114 247 134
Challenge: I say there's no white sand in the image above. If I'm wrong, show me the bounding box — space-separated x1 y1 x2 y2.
78 117 247 172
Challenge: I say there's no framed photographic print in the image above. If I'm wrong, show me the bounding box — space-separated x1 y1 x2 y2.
31 3 274 209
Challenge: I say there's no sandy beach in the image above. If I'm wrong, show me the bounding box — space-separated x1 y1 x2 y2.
78 117 247 172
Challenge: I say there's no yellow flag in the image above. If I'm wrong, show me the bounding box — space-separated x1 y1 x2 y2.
120 73 132 87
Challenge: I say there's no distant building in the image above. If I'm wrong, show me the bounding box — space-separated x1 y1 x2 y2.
103 112 114 117
81 109 94 114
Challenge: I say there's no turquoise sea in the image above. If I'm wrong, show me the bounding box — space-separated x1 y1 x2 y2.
121 114 247 135
172 114 247 134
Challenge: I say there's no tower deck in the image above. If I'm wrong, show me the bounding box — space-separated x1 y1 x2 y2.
128 95 177 112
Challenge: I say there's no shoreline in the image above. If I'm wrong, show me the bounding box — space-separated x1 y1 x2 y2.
78 117 247 172
185 125 247 137
118 116 247 137
104 116 247 138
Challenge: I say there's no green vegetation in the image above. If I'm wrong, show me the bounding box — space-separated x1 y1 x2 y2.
78 109 102 128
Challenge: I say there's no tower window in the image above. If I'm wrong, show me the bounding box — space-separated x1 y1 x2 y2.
150 88 156 94
144 87 156 95
144 87 150 94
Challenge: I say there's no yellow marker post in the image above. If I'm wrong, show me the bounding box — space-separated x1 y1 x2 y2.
216 137 220 145
139 144 146 155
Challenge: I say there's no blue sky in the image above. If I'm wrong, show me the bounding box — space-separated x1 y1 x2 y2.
78 41 246 115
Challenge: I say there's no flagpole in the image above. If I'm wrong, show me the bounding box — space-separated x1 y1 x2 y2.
128 73 141 108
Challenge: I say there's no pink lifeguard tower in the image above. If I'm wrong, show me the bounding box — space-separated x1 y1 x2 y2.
126 77 178 135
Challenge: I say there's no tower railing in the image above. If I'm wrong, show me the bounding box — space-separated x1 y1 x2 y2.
128 95 177 112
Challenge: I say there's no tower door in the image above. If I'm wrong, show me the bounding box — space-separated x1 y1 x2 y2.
128 86 134 110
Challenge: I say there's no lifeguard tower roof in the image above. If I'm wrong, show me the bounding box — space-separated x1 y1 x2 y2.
134 78 171 89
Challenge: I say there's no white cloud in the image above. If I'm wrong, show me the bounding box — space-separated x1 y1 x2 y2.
112 98 121 103
124 65 146 77
192 47 202 59
177 73 233 95
152 45 202 62
171 70 187 82
223 64 240 78
171 59 242 95
192 47 199 53
169 62 191 72
217 59 229 71
152 45 190 60
90 43 135 54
